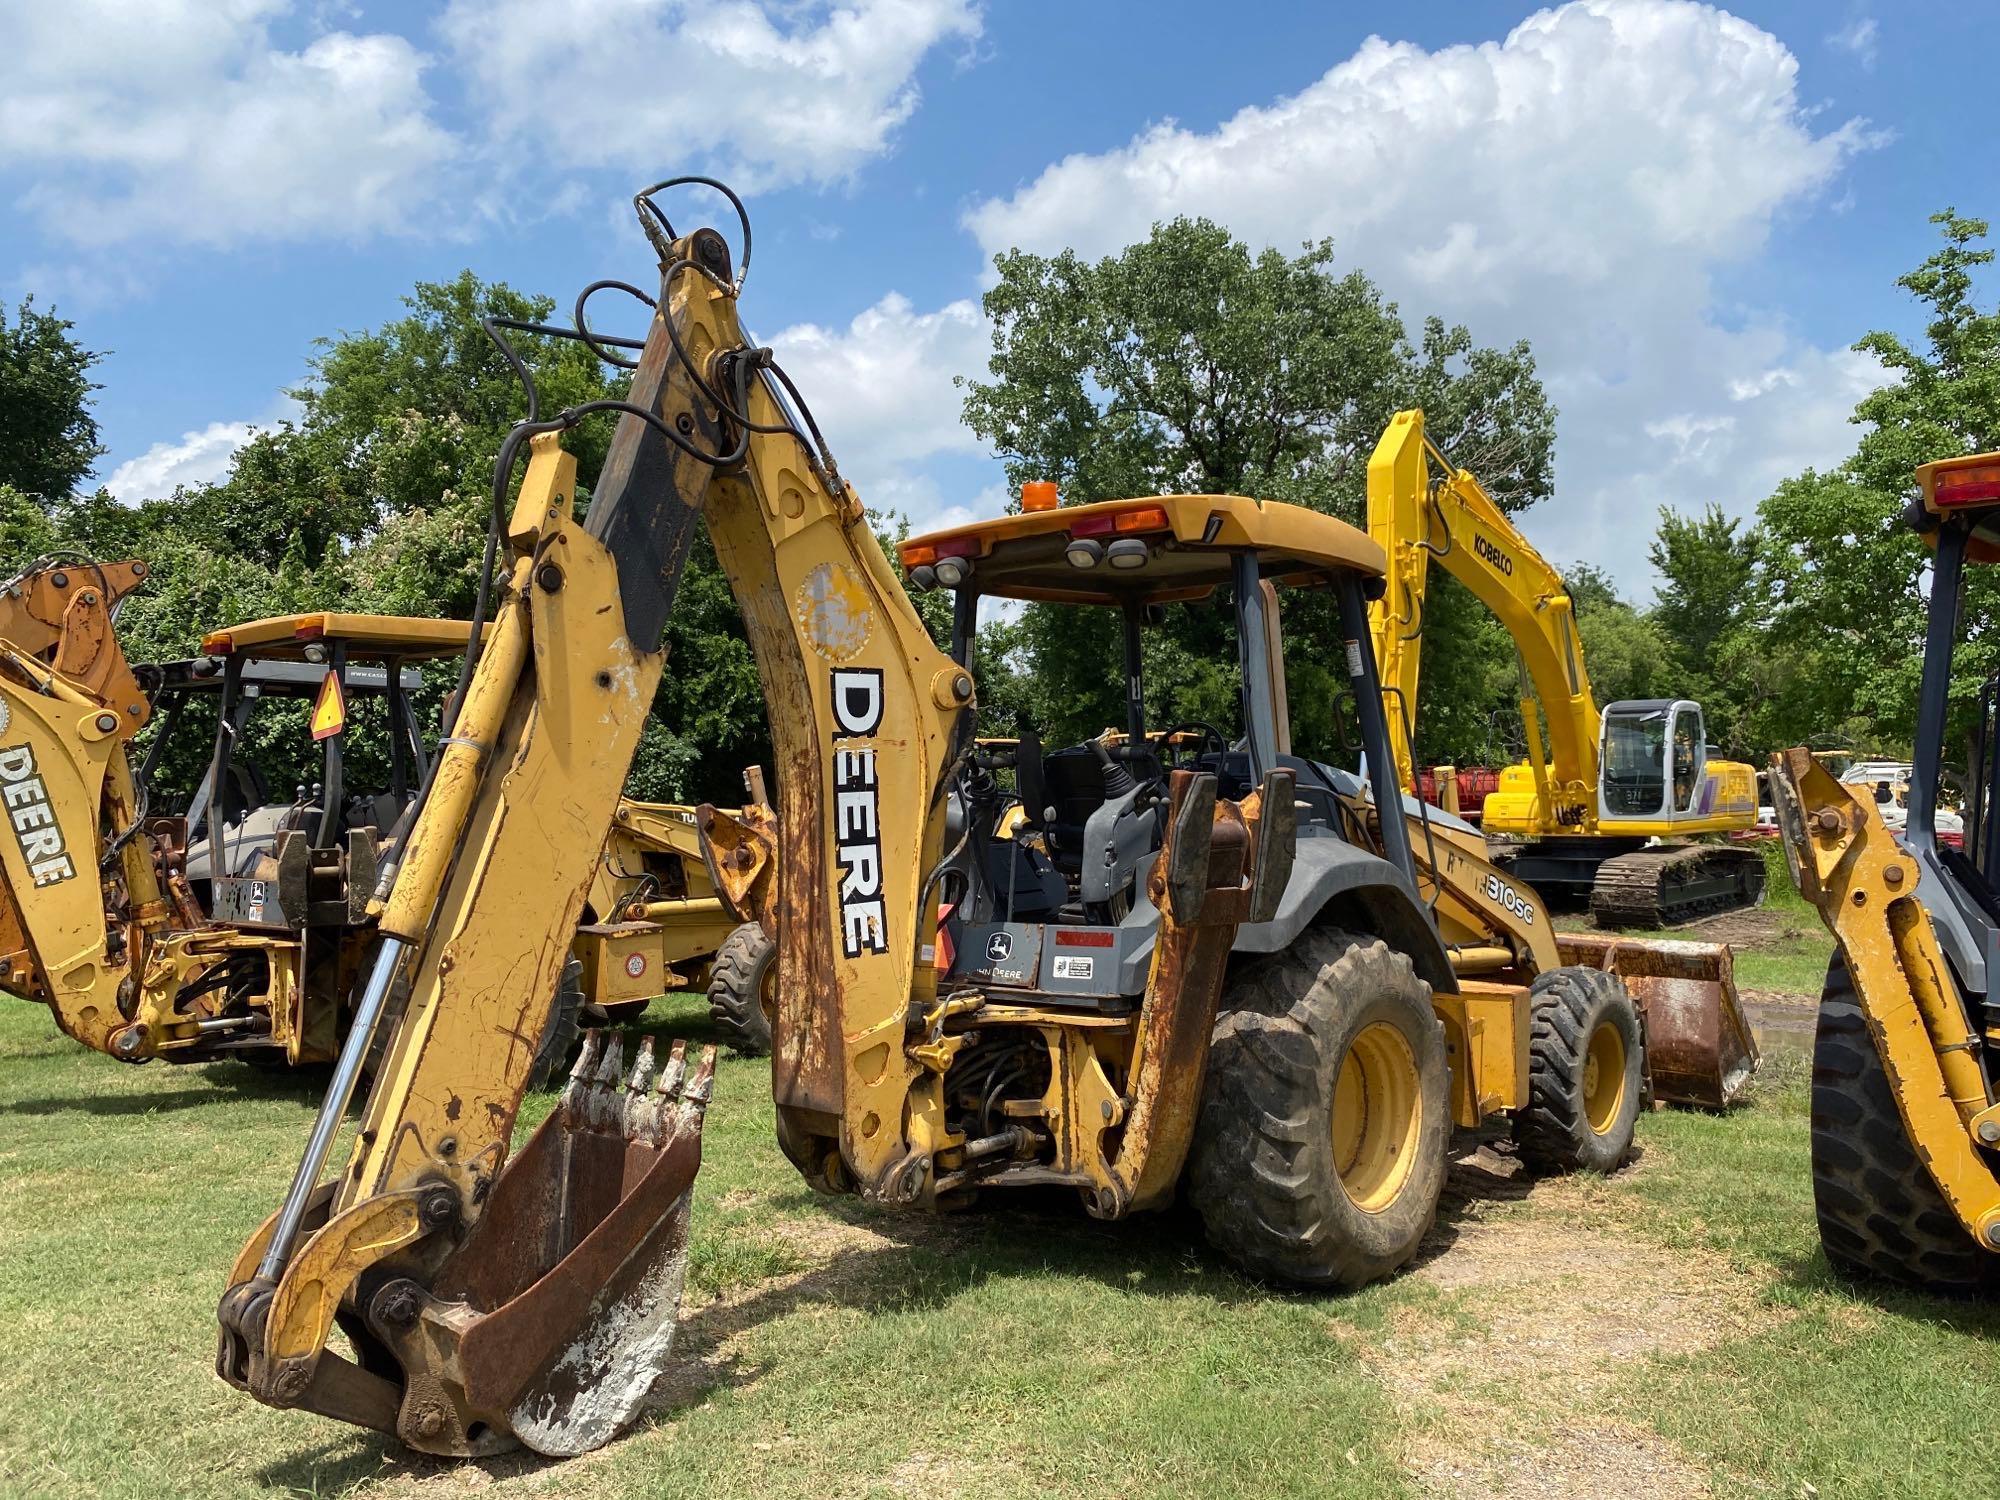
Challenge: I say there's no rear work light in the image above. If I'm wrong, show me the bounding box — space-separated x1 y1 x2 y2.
1067 503 1171 540
1933 461 2000 508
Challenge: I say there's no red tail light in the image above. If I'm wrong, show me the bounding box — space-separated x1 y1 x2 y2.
1934 463 2000 507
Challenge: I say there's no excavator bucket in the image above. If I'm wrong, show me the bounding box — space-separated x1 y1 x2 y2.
350 1033 716 1456
1556 933 1759 1108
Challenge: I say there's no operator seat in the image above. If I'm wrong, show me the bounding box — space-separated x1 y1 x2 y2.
1038 744 1164 873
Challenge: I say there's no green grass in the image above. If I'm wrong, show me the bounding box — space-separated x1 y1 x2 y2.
1592 1049 2000 1499
0 914 1986 1499
0 996 1415 1500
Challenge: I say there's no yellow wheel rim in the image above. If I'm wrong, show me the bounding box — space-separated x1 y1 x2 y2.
1330 1022 1422 1213
1582 1020 1628 1135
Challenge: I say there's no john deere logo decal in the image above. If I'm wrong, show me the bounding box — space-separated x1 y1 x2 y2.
0 744 75 887
831 668 888 958
986 931 1013 962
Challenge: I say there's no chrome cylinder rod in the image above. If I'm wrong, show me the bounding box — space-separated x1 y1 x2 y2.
254 936 409 1282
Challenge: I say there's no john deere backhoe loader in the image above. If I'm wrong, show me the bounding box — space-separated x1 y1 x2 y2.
207 179 1755 1458
1368 409 1765 926
1772 450 2000 1291
0 584 735 1072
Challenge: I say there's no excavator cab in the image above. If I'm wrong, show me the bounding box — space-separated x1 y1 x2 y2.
1772 450 2000 1289
1599 699 1711 822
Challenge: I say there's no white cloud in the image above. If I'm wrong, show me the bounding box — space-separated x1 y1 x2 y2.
764 292 991 529
103 401 295 501
440 0 981 192
959 0 1882 586
0 1 456 247
1827 16 1879 68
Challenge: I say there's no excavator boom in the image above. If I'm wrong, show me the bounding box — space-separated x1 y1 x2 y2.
1365 409 1764 927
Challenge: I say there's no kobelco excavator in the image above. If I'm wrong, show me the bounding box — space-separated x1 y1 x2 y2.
1367 410 1766 926
210 179 1753 1460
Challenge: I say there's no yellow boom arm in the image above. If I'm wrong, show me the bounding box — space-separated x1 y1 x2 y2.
1366 409 1597 828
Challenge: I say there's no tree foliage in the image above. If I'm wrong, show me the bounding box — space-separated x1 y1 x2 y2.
0 273 766 806
959 218 1556 760
1755 210 2000 767
0 297 105 502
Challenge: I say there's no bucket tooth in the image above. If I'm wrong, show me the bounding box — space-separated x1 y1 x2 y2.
685 1045 716 1110
560 1031 605 1117
655 1039 688 1100
668 1046 718 1142
623 1038 658 1137
651 1040 690 1144
589 1035 626 1130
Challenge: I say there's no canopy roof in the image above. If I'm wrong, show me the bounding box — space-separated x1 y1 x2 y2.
201 612 487 662
900 494 1385 606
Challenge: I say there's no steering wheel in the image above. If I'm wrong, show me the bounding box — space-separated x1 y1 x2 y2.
1161 721 1230 768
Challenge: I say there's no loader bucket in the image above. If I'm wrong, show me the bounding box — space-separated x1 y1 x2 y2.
382 1032 717 1456
1555 934 1759 1108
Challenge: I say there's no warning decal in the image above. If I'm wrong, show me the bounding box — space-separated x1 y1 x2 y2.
310 670 347 741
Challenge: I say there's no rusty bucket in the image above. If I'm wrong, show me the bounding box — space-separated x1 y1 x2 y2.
366 1033 716 1455
1556 934 1759 1108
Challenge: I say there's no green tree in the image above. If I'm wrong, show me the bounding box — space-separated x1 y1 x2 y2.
1646 504 1767 755
0 272 771 806
0 297 104 501
1757 210 2000 769
959 218 1554 760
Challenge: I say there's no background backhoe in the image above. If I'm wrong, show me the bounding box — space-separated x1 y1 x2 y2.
1772 449 2000 1292
0 582 735 1073
1367 409 1766 926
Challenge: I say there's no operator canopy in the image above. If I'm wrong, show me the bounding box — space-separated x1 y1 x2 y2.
201 611 491 664
900 492 1387 604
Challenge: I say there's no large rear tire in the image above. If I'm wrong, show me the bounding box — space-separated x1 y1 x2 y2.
1188 929 1449 1289
1812 955 1993 1291
707 923 776 1057
1515 967 1642 1174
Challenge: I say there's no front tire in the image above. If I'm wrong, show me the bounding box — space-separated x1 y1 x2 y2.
1188 929 1449 1289
527 957 587 1089
707 923 776 1057
1812 955 1992 1292
1515 967 1642 1174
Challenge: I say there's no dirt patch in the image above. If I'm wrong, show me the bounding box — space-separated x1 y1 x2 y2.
1660 907 1816 948
1740 989 1816 1046
1362 1149 1784 1499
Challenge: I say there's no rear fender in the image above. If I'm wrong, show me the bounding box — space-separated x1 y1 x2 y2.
1233 837 1456 995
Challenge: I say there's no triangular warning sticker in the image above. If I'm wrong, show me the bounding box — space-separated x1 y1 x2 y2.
310 670 347 741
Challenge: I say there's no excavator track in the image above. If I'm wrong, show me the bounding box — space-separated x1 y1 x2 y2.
1588 842 1767 928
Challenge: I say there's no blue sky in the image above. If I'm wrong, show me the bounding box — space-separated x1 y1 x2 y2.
5 0 1994 591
